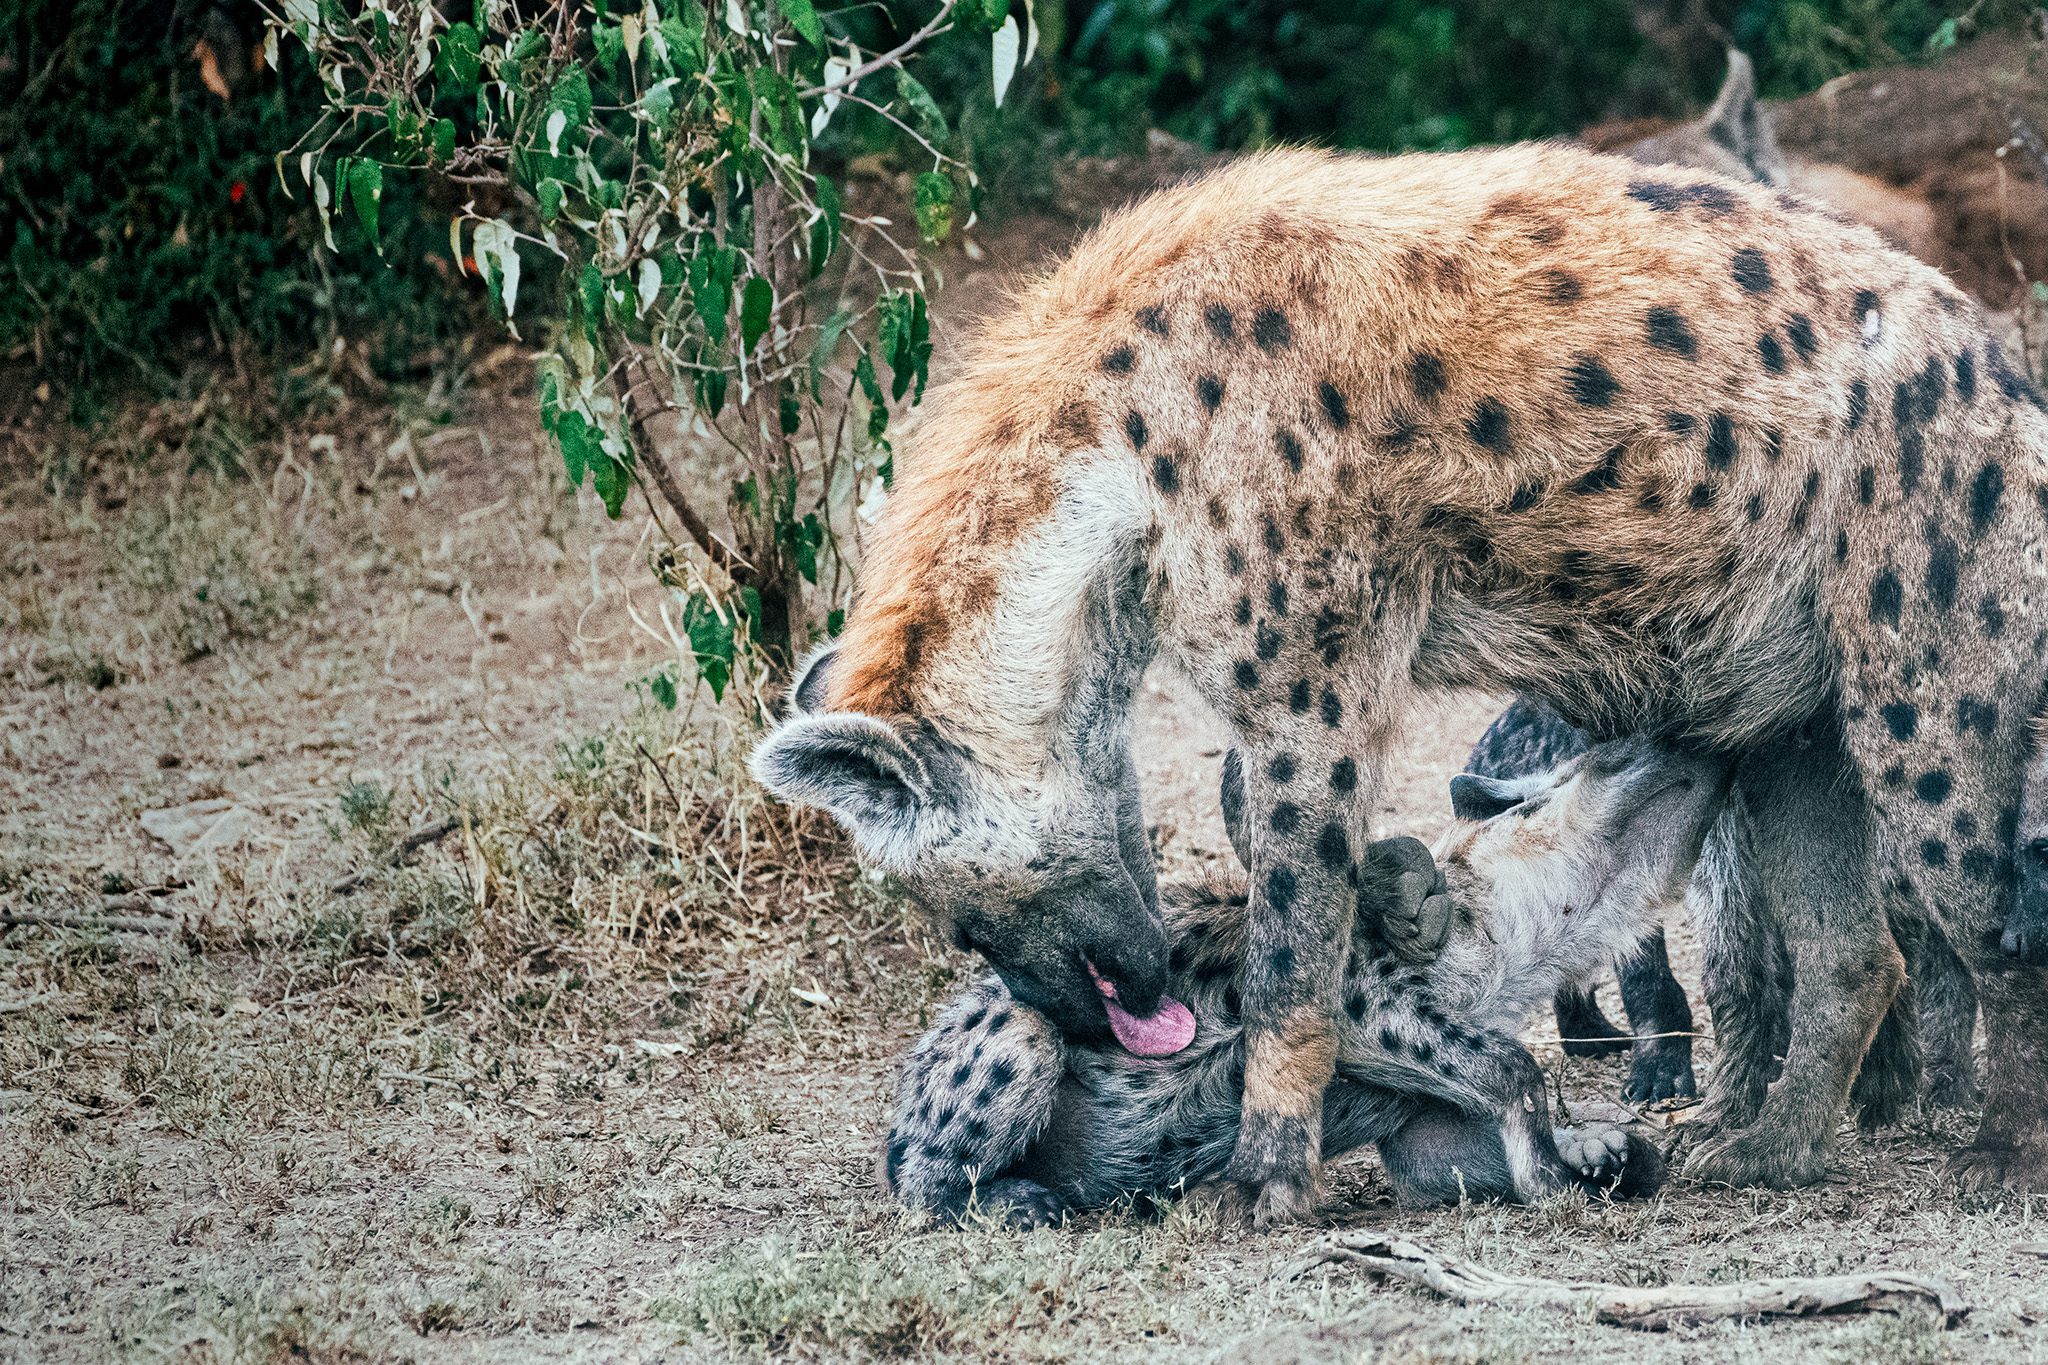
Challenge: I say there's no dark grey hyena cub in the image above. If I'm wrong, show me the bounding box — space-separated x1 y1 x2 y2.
884 739 1726 1222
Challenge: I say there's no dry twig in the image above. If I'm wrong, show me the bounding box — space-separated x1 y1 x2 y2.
328 816 463 896
0 910 173 934
1289 1233 1968 1331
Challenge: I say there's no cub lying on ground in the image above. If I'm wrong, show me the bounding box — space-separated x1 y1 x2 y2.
885 739 1726 1222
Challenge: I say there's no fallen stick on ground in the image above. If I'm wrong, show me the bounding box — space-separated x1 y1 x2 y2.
1289 1233 1968 1331
328 816 463 896
0 910 174 934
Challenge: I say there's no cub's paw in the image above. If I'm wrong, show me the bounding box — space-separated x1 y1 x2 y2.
1623 1039 1697 1103
1682 1125 1826 1190
1557 1125 1666 1198
965 1177 1065 1228
1368 836 1451 964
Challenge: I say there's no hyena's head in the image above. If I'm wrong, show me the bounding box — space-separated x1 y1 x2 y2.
750 641 1168 1047
1433 738 1732 942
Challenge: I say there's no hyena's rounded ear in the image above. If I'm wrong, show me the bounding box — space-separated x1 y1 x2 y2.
1448 772 1528 822
1704 49 1788 188
788 644 839 716
749 712 934 868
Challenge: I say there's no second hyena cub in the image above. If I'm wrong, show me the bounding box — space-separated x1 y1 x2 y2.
885 739 1725 1221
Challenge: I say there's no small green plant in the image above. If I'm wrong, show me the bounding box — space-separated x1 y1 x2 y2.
278 0 1037 687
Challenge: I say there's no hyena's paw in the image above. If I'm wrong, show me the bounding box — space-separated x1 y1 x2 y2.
1948 1139 2048 1195
1368 836 1452 964
963 1177 1066 1228
1556 1125 1667 1199
1850 1052 1918 1133
1622 1039 1697 1103
1682 1124 1827 1190
1202 1117 1323 1228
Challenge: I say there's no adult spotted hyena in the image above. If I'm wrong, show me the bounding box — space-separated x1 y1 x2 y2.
755 144 2048 1221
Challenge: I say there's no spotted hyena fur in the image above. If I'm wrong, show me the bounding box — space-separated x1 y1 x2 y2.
755 143 2048 1217
1469 696 1981 1120
886 740 1715 1222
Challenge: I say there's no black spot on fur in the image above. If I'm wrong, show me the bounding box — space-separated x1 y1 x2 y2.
1925 528 1958 612
1263 517 1285 554
1689 482 1715 509
1226 544 1246 575
1853 289 1882 337
1836 529 1850 563
1320 687 1342 727
1969 463 2005 536
1923 838 1949 867
1565 354 1618 407
1197 374 1224 413
1707 413 1737 470
1330 757 1357 794
1268 753 1297 784
1205 304 1236 343
1275 428 1305 473
1746 492 1766 522
1979 593 2007 638
1955 349 1976 402
1124 411 1148 451
1757 331 1787 374
1731 247 1773 293
1857 465 1875 505
1627 180 1684 212
1317 823 1350 870
1269 946 1296 977
1898 429 1925 496
1151 454 1179 493
1961 847 1999 882
1883 764 1906 788
1408 351 1447 403
1881 702 1919 741
1253 307 1292 352
1646 307 1697 357
1870 570 1903 628
1234 596 1253 627
1255 624 1283 661
1571 446 1624 494
1848 380 1869 430
1270 802 1302 835
1289 679 1311 713
1957 697 1999 736
1539 268 1584 305
1666 412 1697 436
1266 866 1298 914
1467 399 1511 453
1506 481 1545 513
1379 1025 1404 1053
1683 183 1739 215
1234 661 1260 690
1136 305 1169 337
1916 770 1953 804
1915 356 1946 421
1318 381 1350 430
1268 580 1289 614
1101 346 1135 375
1955 811 1980 839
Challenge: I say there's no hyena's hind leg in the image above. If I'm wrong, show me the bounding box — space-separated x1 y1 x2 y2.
1912 920 1980 1109
1614 928 1698 1101
883 976 1068 1225
1690 797 1792 1136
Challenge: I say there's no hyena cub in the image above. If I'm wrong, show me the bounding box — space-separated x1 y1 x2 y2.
885 739 1724 1221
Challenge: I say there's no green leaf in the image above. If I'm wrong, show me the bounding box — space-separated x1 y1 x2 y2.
981 0 1009 28
738 586 765 641
649 668 678 710
538 179 564 222
808 174 841 276
877 291 931 402
591 450 628 518
432 118 457 164
894 69 949 141
537 362 564 429
853 351 884 406
826 608 845 637
555 410 591 486
740 276 774 354
549 66 594 128
642 78 678 133
593 22 626 76
683 593 735 701
579 262 605 339
913 172 954 244
435 22 481 94
775 0 824 48
347 159 383 254
697 368 728 417
779 387 801 435
808 307 853 398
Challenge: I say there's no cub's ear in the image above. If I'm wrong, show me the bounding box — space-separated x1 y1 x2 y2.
788 644 839 716
1448 772 1528 822
750 712 937 867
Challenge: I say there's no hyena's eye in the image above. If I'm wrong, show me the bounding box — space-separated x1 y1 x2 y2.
2028 837 2048 866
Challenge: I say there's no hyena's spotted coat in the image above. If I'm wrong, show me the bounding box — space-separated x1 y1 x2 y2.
755 144 2048 1219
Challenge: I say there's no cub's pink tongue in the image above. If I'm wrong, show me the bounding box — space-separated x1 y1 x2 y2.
1087 963 1196 1057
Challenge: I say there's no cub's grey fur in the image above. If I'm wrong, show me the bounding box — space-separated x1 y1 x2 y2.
885 739 1722 1221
